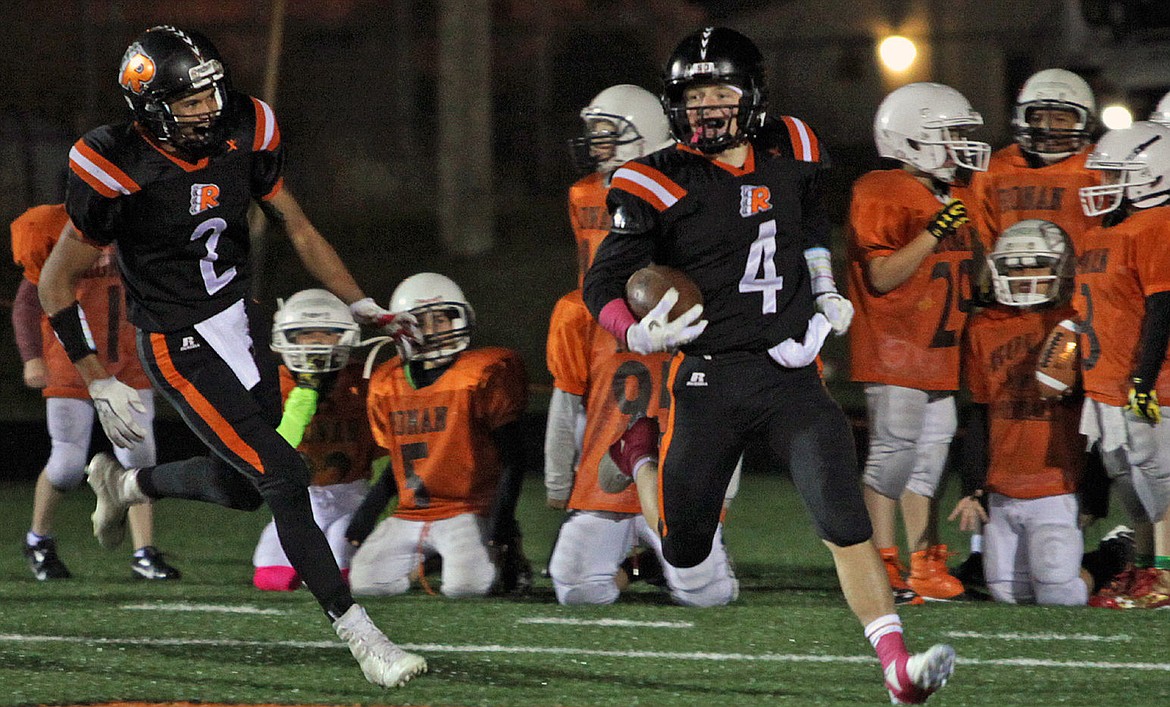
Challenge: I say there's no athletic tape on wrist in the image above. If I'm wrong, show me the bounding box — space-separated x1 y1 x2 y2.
48 301 98 362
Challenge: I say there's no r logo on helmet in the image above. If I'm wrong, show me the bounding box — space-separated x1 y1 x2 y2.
120 49 156 95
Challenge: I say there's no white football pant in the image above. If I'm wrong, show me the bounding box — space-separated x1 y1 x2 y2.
1081 398 1170 522
45 392 156 490
349 512 496 598
252 479 368 570
984 492 1087 605
862 384 956 498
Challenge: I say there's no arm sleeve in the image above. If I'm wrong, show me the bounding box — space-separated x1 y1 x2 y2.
12 278 44 363
1131 291 1170 385
544 388 583 502
799 165 834 252
957 402 990 497
1079 448 1111 520
345 470 397 545
487 419 527 545
275 386 318 448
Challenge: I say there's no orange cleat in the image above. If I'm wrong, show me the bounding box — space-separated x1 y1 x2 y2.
907 545 965 601
880 547 924 606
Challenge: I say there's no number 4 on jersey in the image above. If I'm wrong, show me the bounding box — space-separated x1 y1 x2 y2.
739 219 784 314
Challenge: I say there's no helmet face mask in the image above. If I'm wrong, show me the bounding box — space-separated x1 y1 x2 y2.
119 26 231 156
390 273 475 365
662 27 767 154
569 84 673 173
270 289 360 373
1080 122 1170 216
988 219 1070 307
874 82 990 184
1011 69 1095 161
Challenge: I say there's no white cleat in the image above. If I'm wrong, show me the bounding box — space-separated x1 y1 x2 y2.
86 453 144 550
885 643 955 704
333 604 427 687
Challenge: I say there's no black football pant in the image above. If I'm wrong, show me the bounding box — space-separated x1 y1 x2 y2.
134 315 352 620
659 351 872 568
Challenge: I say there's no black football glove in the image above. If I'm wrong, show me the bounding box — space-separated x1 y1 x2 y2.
926 199 969 241
293 369 338 393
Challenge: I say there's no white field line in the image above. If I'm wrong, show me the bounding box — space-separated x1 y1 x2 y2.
945 631 1132 642
518 617 693 628
121 602 288 615
2 634 1169 671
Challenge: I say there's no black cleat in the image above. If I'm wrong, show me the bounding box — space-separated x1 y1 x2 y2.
24 537 72 580
131 546 182 580
952 552 987 597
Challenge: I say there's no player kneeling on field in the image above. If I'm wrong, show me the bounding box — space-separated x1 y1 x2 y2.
345 274 531 598
252 289 372 591
951 220 1124 604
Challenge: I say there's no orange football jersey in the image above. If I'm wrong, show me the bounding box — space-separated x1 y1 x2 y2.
847 170 982 390
568 171 612 287
1073 208 1170 406
969 145 1101 252
547 290 671 514
10 204 148 399
279 364 376 486
964 305 1083 499
366 347 528 521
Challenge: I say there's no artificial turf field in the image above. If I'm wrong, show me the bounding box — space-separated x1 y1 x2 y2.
1 472 1167 707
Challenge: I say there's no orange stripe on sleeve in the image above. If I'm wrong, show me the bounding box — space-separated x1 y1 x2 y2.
149 332 266 473
781 116 820 162
260 177 284 201
656 352 685 539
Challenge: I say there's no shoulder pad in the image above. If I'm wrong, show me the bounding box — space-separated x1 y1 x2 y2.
754 116 828 165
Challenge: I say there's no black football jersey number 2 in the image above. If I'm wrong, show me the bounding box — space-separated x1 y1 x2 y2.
66 91 284 333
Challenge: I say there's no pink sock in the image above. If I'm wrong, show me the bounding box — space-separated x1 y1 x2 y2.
864 614 908 671
253 566 300 591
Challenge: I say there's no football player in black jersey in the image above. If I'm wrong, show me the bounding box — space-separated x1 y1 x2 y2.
582 27 955 704
37 25 426 689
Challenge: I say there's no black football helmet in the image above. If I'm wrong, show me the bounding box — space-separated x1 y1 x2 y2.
662 27 768 153
118 25 230 156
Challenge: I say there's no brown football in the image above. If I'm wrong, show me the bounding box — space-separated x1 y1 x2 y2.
1035 320 1079 399
625 265 704 320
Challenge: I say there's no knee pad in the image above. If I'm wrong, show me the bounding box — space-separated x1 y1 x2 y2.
555 580 620 605
253 565 301 591
669 565 738 608
1028 524 1088 606
350 574 410 597
44 440 89 491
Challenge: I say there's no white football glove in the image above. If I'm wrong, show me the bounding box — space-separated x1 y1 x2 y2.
815 292 855 335
349 297 422 357
625 288 708 355
88 377 147 449
767 313 832 368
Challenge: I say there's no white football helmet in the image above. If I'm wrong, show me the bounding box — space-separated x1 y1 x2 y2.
988 219 1071 307
1012 69 1096 161
389 272 475 363
570 84 674 174
873 82 990 184
1149 90 1170 127
1080 121 1170 216
271 289 361 373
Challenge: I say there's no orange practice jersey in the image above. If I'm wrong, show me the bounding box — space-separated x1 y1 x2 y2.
279 364 376 486
568 171 612 287
970 146 1101 252
847 170 982 390
10 204 148 399
1073 208 1170 406
964 306 1083 499
366 347 527 521
546 290 670 514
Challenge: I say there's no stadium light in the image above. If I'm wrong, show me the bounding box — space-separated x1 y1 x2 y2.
1101 104 1133 130
878 35 917 73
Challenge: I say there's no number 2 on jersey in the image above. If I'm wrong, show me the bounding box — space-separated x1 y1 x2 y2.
740 219 784 314
190 218 237 295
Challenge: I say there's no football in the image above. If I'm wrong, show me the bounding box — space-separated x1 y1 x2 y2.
625 265 704 320
1035 319 1079 399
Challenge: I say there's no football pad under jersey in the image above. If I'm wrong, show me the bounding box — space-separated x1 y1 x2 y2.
1073 208 1170 406
10 203 148 398
366 347 528 521
585 116 831 355
963 305 1083 499
65 91 284 333
547 290 671 514
847 169 982 390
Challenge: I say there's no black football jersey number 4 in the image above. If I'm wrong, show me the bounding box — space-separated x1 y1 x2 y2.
66 91 284 333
